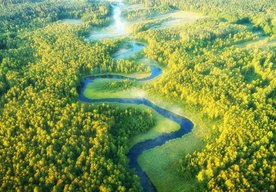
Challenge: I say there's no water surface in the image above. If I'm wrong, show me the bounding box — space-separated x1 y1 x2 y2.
80 3 194 192
79 43 192 192
86 3 127 41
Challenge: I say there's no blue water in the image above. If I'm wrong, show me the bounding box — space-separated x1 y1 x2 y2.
78 43 193 192
114 43 145 60
78 96 193 191
79 3 194 192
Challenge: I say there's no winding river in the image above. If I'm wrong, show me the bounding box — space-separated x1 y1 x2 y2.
79 2 194 192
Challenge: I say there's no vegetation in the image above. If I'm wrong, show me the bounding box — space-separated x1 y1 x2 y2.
133 16 275 191
0 1 155 191
127 0 276 34
1 0 275 191
122 4 174 21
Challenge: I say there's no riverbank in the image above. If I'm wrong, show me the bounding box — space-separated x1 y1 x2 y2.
82 75 216 191
79 2 208 191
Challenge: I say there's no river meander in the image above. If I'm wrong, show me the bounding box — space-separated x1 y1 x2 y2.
78 2 194 191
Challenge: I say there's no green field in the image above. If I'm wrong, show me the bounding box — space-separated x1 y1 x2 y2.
137 93 214 191
83 75 215 191
236 35 276 49
138 134 201 192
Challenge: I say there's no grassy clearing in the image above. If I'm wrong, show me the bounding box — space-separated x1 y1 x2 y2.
123 3 147 12
87 25 124 41
137 92 215 191
128 10 204 31
236 35 276 49
138 133 202 192
83 80 181 148
137 58 165 69
153 11 204 29
131 94 211 192
129 111 179 148
83 77 214 141
83 78 145 99
83 76 215 191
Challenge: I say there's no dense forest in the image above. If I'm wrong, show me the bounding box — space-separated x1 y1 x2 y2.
0 0 154 191
134 22 275 190
0 0 275 191
128 1 275 191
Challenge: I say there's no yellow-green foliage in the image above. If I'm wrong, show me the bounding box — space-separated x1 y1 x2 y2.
135 18 275 191
127 0 276 34
0 1 155 191
1 0 275 191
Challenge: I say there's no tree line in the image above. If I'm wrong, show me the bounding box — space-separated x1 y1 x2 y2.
126 0 276 35
133 16 275 191
0 1 156 191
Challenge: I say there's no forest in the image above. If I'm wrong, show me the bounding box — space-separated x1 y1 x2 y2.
0 0 154 191
0 0 275 191
127 0 276 35
135 21 275 191
125 0 275 191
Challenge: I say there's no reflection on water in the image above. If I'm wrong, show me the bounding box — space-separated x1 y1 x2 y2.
114 43 144 60
79 75 191 192
86 3 127 41
113 4 126 35
79 5 194 191
78 42 177 192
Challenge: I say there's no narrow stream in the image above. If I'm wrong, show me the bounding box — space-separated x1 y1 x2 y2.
79 2 194 192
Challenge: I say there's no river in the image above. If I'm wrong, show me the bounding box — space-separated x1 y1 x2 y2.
79 2 194 192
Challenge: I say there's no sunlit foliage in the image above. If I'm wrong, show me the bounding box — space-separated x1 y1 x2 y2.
134 17 275 191
0 1 155 191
